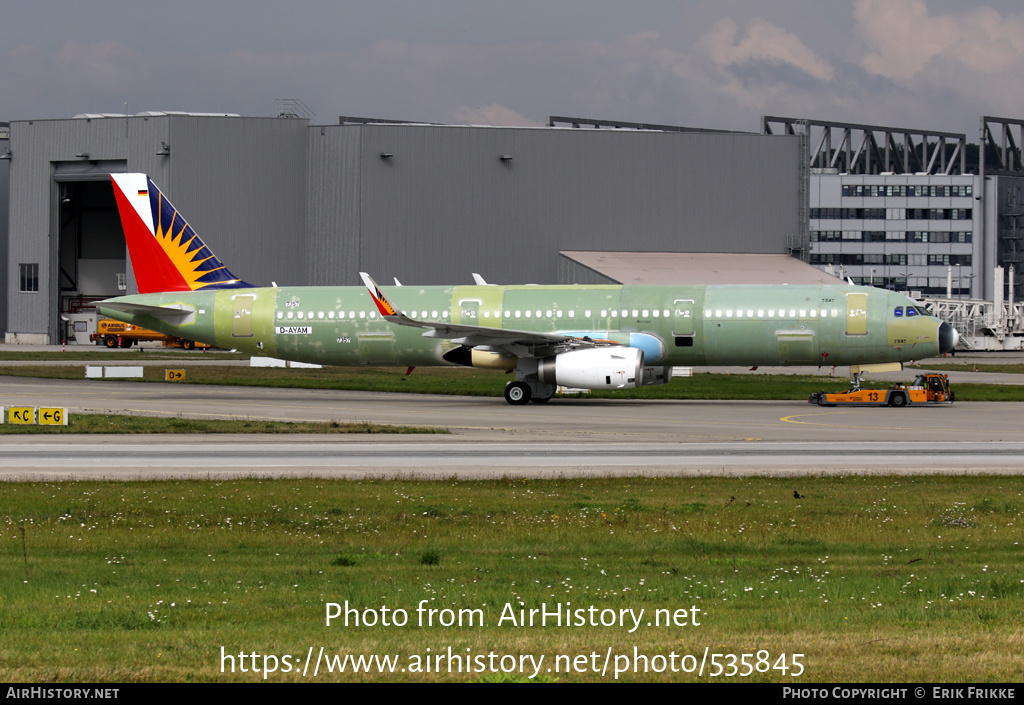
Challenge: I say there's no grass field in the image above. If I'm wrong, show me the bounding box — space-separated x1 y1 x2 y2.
0 350 249 361
2 476 1022 683
3 364 1024 402
2 357 1022 683
0 413 444 435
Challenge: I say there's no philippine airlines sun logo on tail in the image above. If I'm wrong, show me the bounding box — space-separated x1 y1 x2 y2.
111 173 252 294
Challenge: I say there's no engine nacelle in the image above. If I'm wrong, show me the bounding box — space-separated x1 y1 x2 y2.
442 346 517 370
537 347 644 390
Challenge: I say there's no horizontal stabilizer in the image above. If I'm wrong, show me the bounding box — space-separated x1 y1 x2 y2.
97 300 195 326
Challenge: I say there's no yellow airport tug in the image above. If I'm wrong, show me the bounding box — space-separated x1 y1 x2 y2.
809 373 954 407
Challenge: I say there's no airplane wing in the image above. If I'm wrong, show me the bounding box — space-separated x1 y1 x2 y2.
360 272 610 353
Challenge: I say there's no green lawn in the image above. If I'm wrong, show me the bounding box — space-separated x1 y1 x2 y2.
0 413 444 435
1 476 1021 682
3 364 1024 401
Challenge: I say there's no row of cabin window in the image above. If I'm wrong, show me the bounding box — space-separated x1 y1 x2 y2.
276 308 678 321
704 308 840 320
484 308 675 319
278 307 425 319
276 308 866 322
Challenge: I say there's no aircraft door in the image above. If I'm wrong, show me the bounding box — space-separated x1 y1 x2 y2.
232 295 255 338
456 298 481 325
452 286 504 328
673 298 695 347
846 293 868 336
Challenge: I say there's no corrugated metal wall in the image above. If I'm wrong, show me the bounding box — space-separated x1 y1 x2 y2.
0 132 8 333
5 116 308 340
7 117 130 338
305 127 361 285
313 124 801 286
165 116 308 288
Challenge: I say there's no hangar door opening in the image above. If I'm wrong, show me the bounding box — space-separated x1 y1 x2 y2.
54 166 127 342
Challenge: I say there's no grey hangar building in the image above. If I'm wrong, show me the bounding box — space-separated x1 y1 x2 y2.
1 111 1021 345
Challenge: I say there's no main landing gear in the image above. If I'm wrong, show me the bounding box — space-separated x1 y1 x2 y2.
504 381 555 405
504 360 556 406
504 381 531 405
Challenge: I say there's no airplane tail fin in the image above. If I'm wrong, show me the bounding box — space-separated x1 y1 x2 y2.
110 173 253 294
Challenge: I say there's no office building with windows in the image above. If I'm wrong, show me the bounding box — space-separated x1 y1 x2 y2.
765 116 1024 303
808 175 980 297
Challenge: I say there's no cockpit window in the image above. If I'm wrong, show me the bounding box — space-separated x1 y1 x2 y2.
894 307 904 317
906 307 919 317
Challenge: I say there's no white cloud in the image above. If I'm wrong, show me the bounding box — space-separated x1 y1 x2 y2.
852 0 1024 125
701 17 834 82
856 0 1024 79
4 2 1024 135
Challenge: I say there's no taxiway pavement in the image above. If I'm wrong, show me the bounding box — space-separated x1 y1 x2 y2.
1 376 1023 479
2 375 1024 442
1 438 1022 480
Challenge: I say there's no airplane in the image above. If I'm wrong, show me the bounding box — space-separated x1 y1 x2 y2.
98 173 959 405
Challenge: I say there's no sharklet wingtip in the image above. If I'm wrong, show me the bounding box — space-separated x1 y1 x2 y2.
359 272 401 318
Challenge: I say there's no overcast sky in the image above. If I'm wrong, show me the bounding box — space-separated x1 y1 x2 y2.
3 0 1023 136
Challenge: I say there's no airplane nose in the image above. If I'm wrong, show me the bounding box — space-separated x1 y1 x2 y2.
938 321 959 354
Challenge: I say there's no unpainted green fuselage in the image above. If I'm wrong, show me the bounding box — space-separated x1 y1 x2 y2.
99 283 944 368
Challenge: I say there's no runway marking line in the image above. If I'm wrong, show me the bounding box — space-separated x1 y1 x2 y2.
780 411 942 432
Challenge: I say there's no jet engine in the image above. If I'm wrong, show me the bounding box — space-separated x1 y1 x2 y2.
537 347 644 390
